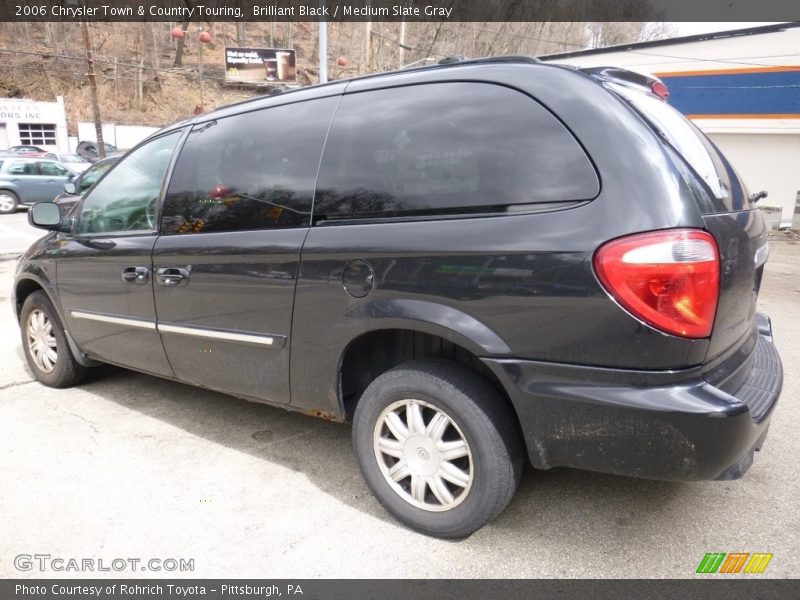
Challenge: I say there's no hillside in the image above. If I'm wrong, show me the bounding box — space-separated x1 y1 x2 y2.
0 21 666 132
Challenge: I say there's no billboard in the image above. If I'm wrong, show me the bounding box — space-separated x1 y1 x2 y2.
224 47 297 85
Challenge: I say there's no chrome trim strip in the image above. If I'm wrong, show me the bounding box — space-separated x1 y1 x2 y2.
157 322 276 346
70 310 157 330
69 311 279 347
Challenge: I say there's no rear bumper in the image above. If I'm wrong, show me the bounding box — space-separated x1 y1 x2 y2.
482 314 783 481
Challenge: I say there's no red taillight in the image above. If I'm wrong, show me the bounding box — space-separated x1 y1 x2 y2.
651 80 669 100
593 229 719 338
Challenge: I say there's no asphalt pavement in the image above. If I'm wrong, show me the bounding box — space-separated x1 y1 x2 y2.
0 227 798 578
0 210 40 256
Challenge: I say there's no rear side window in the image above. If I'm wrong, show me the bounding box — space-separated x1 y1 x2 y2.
314 82 599 221
161 97 339 235
38 161 69 176
8 161 35 175
608 82 748 212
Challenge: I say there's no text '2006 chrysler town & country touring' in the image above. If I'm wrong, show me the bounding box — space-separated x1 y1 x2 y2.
14 57 783 538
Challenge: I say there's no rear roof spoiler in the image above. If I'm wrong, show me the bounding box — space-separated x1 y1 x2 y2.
577 66 669 100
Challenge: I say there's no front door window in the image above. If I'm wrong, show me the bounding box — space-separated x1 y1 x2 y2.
76 131 181 235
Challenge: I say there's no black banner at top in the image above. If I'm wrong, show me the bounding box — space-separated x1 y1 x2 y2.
3 0 800 22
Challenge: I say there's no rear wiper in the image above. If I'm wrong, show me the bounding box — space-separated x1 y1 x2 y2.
749 190 768 203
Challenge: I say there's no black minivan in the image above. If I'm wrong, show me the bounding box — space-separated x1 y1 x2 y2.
14 57 783 538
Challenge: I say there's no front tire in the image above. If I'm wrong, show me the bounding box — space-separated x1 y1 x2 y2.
20 291 87 387
353 360 524 538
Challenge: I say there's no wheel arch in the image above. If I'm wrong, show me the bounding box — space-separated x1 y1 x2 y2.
342 298 512 356
14 276 48 321
14 275 99 368
292 297 516 416
337 328 526 458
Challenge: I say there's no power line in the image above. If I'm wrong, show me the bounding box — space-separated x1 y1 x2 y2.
374 23 589 52
464 24 588 50
0 46 233 84
1 40 796 89
626 49 799 70
366 23 798 70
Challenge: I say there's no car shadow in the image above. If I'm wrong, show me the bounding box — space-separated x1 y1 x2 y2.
77 364 691 540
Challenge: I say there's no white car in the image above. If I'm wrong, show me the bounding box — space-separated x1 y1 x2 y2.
56 153 92 174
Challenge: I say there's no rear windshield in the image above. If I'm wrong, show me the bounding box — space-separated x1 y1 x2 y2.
608 82 732 201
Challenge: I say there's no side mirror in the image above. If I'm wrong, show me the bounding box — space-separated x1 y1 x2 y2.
63 181 77 195
28 202 64 231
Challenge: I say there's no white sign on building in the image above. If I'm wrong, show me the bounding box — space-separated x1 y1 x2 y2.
0 96 69 151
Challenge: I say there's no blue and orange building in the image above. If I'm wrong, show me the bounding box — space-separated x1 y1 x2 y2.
545 23 800 228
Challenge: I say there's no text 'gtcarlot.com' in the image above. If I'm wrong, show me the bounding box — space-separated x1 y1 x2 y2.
14 553 194 572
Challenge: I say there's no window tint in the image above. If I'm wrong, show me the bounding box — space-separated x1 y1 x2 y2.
608 82 730 200
8 161 36 175
38 161 69 176
314 82 598 221
76 131 181 235
79 161 114 191
161 97 338 235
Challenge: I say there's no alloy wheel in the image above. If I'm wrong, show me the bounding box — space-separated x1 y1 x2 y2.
26 309 58 373
0 194 17 213
373 398 474 512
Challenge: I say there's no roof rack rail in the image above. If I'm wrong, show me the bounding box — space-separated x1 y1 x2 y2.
190 55 546 124
267 85 292 96
438 55 467 65
254 84 292 96
435 55 542 67
476 55 542 65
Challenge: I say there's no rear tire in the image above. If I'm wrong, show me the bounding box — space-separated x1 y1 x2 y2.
20 291 87 388
353 359 524 538
0 190 19 214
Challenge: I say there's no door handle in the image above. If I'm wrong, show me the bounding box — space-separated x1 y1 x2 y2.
157 267 190 287
121 266 149 284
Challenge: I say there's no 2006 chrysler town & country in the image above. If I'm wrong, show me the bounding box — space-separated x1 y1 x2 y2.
14 57 783 538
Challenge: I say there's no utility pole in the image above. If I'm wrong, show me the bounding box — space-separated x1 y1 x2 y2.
80 20 105 159
399 20 406 68
198 34 204 112
319 7 328 83
364 21 373 73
